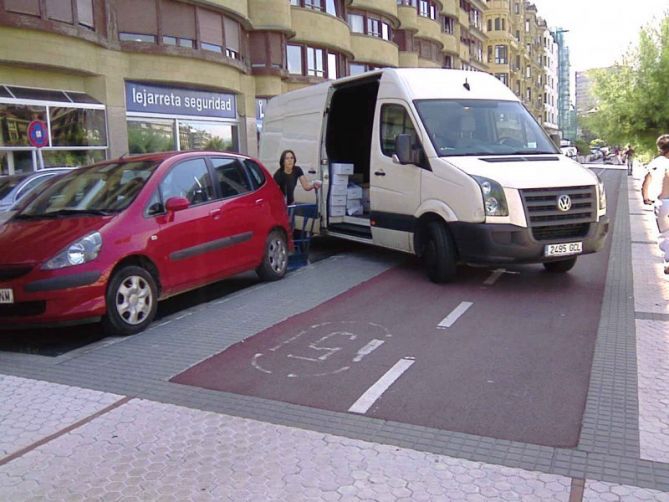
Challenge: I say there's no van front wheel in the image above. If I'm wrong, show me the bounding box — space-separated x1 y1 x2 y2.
423 222 457 283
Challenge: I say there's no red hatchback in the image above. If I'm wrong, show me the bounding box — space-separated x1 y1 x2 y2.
0 151 291 335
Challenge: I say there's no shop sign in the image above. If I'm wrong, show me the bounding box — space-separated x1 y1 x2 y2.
125 82 236 119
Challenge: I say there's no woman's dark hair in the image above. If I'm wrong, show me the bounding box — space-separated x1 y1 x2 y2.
279 149 297 169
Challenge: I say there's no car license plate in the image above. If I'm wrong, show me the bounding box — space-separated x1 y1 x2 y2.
0 288 13 304
544 242 582 257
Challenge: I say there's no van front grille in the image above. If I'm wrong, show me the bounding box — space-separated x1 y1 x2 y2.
520 185 596 241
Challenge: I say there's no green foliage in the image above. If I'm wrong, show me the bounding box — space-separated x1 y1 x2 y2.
128 125 174 154
203 137 229 151
586 13 669 157
574 138 590 155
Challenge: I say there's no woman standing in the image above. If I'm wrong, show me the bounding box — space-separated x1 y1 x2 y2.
273 149 321 205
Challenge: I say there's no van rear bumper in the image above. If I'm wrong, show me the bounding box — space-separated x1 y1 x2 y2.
449 217 609 264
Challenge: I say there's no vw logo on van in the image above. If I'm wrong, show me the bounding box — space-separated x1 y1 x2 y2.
557 194 572 212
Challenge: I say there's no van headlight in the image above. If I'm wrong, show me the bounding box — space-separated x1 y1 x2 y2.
597 177 606 211
472 176 508 217
42 232 102 270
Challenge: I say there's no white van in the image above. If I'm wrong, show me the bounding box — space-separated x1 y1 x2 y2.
259 68 609 282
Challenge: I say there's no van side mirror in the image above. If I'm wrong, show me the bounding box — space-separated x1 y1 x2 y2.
394 134 413 164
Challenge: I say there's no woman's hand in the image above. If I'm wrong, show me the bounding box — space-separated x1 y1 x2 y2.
312 180 322 190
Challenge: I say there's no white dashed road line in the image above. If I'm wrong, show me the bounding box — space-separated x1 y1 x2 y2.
348 357 415 414
437 301 473 329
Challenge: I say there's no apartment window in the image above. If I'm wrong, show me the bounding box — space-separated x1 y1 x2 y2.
117 0 157 42
526 88 532 101
161 1 196 48
287 45 303 74
77 0 94 28
526 65 531 78
495 73 509 86
487 19 492 32
307 47 324 77
224 18 241 59
46 0 73 23
515 55 521 70
198 9 223 53
249 31 285 70
287 44 342 79
515 81 521 95
494 17 505 31
349 13 364 33
418 0 437 20
487 46 493 63
444 56 453 69
396 0 418 6
444 17 455 34
514 2 520 14
348 11 393 41
5 0 41 16
525 19 530 32
292 0 342 18
494 45 507 64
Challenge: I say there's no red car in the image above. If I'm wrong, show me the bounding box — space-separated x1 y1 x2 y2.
0 151 291 335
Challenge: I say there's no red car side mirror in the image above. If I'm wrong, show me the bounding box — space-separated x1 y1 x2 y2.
165 196 190 212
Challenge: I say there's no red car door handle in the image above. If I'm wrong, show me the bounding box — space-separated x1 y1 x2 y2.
209 208 221 218
255 198 264 206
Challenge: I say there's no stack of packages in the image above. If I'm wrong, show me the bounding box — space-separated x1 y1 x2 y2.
329 163 353 216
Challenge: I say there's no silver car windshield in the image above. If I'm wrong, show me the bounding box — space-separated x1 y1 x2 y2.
414 99 559 157
18 161 159 217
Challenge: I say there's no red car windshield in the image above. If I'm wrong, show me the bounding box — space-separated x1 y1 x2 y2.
18 161 160 217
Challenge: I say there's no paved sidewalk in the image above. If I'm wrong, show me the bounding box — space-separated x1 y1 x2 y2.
1 167 669 500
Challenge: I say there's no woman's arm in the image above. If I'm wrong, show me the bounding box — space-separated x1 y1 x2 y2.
298 175 321 191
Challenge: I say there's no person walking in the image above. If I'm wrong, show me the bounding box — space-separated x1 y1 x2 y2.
623 144 635 176
641 134 669 274
273 149 321 206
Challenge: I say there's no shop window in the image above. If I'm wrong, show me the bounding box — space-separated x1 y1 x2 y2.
178 121 238 152
161 0 196 47
117 0 157 41
49 107 107 147
128 119 175 153
0 104 47 146
5 0 40 16
41 149 105 168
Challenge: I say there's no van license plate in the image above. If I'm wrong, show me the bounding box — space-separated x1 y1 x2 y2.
0 288 13 304
545 242 582 257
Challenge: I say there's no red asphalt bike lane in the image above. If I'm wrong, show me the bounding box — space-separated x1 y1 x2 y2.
172 170 620 447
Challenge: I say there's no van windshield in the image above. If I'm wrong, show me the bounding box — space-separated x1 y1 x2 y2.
414 99 559 157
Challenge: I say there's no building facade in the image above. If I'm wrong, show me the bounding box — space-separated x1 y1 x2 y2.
0 0 560 174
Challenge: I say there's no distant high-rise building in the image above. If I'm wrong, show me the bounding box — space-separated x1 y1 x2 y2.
552 27 576 141
575 70 597 115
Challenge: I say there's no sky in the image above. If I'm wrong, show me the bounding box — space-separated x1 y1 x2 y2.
530 0 669 72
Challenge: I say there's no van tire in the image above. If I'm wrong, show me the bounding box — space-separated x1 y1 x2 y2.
423 221 457 283
102 265 158 336
543 257 577 273
256 230 288 281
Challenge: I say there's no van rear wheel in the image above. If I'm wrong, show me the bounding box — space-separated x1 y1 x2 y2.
543 257 577 273
423 221 457 283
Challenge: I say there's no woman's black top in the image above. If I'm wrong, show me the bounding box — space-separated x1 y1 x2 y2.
273 166 304 205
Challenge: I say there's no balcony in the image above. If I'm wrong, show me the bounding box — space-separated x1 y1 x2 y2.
206 0 248 19
350 0 398 21
441 0 457 17
416 16 442 44
441 33 457 54
350 35 399 67
248 0 291 30
458 9 469 27
396 4 418 31
290 7 352 54
459 43 470 62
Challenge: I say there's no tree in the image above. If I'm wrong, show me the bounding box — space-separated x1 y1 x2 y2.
587 13 669 159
